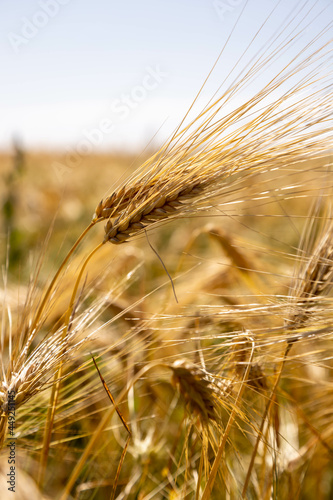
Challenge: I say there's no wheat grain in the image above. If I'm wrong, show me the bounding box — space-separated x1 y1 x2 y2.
94 179 204 244
170 359 231 423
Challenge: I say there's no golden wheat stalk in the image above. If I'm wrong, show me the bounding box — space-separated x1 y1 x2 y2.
92 27 332 245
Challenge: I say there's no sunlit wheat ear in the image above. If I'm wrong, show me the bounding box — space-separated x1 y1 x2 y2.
169 359 231 424
92 24 332 246
94 179 205 244
0 291 109 449
287 217 333 331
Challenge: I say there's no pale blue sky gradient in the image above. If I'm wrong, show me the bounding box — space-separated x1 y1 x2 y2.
1 0 331 152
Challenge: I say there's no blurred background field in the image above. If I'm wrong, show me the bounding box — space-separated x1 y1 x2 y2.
1 146 330 279
1 145 333 499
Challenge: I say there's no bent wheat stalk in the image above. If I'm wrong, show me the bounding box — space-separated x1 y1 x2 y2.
29 221 96 338
202 337 255 500
38 241 105 485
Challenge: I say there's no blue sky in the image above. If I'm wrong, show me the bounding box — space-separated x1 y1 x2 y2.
1 0 331 152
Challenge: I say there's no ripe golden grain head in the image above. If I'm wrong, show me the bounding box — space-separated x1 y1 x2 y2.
170 359 231 424
94 179 204 244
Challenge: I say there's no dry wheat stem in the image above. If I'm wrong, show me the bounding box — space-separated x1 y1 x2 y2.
202 337 255 500
38 371 61 488
0 222 97 444
28 221 96 338
59 358 225 498
0 219 98 447
0 413 8 450
241 342 292 498
38 241 105 484
59 360 165 500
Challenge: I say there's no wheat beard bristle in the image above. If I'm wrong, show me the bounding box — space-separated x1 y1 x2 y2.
93 179 204 244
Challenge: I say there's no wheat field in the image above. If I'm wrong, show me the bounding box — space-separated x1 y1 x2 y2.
1 3 333 499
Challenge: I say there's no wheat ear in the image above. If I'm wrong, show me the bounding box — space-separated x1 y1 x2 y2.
92 28 332 246
170 359 230 424
94 179 205 244
287 217 333 331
